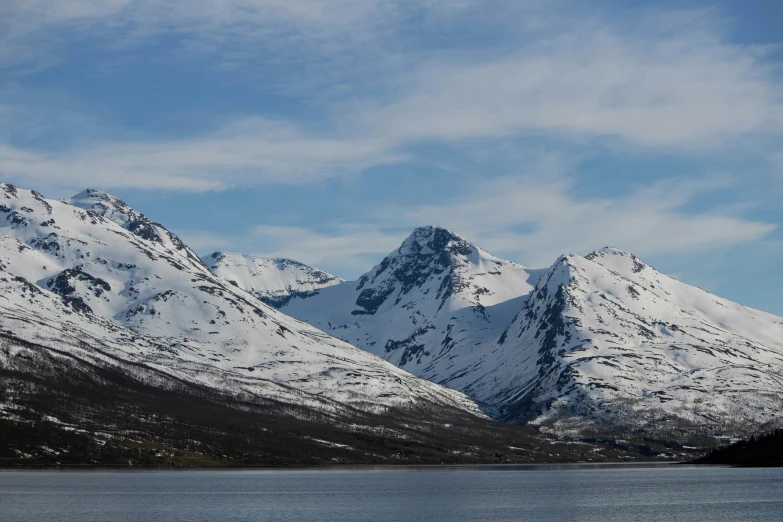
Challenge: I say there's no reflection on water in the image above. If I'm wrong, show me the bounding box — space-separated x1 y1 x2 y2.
1 465 782 521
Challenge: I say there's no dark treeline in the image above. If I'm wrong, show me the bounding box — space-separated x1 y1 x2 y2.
693 429 783 467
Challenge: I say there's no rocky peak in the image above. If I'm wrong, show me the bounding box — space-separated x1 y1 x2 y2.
517 255 582 317
349 226 528 318
585 246 651 275
356 227 476 296
69 189 204 269
1 183 19 198
400 226 473 255
69 189 146 227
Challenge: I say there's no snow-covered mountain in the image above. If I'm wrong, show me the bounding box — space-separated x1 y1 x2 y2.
490 249 783 433
203 252 342 307
247 226 542 377
225 226 783 436
0 184 482 418
7 182 780 440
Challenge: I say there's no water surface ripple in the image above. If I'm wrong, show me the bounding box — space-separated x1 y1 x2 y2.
1 465 781 521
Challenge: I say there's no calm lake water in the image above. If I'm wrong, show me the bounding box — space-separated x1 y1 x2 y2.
1 465 781 521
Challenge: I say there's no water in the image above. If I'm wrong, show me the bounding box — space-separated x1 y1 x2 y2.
1 465 781 521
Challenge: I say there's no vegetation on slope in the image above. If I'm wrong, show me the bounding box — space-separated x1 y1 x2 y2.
693 429 783 467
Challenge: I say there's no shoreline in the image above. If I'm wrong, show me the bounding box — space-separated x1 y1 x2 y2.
0 461 726 472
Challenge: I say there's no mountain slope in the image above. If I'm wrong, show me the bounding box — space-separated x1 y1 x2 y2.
251 227 543 389
219 227 783 438
203 252 342 308
487 249 783 434
0 184 482 418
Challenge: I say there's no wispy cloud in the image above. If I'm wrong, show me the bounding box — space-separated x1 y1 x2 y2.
2 2 781 193
396 175 777 266
360 20 783 150
1 0 425 71
179 173 776 277
3 0 779 311
180 223 406 276
0 117 401 192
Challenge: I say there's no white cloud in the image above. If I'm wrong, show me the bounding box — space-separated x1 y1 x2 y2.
182 223 405 277
396 175 777 266
2 2 780 193
177 174 776 278
0 117 401 191
361 22 783 150
248 224 405 273
1 0 416 70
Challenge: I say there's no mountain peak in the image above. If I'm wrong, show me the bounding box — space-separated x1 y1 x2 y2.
588 246 635 257
203 251 342 307
408 225 458 237
69 188 146 226
406 225 462 240
400 226 474 257
69 188 203 267
71 188 110 199
205 252 329 271
585 246 651 274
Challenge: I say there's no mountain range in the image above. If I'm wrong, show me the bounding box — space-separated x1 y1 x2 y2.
2 182 781 463
209 226 783 438
2 184 507 467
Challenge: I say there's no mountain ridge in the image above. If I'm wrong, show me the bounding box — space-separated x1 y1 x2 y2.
258 226 543 375
5 182 782 445
0 183 483 421
203 252 342 308
222 226 783 438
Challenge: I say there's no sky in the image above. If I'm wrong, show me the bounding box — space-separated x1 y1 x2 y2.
1 0 782 315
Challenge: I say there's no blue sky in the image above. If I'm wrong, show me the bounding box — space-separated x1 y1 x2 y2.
2 0 782 314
